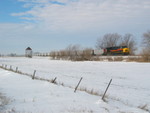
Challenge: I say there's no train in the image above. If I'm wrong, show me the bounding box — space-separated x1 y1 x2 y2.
37 46 130 57
92 46 130 56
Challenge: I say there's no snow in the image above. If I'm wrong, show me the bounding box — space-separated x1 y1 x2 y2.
0 57 150 113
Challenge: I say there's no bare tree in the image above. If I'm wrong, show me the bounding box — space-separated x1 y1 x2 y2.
82 48 93 60
143 30 150 49
59 50 67 59
65 44 81 60
141 30 150 62
121 34 137 55
50 51 56 59
96 33 121 49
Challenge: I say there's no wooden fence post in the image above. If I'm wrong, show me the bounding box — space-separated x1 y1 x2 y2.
16 67 18 72
5 65 7 69
32 70 36 79
52 77 57 83
2 64 4 68
102 79 112 101
74 77 83 93
10 65 12 70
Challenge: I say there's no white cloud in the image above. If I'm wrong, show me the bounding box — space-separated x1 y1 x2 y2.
13 0 150 33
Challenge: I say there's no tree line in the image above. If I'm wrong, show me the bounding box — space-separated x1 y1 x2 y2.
96 33 136 55
47 30 150 61
49 45 94 61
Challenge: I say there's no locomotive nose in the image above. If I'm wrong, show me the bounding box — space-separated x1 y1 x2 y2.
124 48 128 51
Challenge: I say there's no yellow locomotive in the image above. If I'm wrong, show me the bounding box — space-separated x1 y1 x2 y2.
103 46 130 55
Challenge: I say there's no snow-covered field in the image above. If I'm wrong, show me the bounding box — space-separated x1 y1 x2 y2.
0 57 150 113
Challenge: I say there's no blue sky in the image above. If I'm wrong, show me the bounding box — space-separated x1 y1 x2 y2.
0 0 150 54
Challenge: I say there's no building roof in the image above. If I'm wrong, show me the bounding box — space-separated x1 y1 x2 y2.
26 47 32 50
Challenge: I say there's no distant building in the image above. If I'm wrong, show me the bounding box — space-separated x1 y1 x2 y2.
25 47 32 58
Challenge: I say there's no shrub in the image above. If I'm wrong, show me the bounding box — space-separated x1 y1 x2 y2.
140 49 150 62
114 57 123 61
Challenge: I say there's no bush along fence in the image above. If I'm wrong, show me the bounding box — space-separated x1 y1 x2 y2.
0 64 112 101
